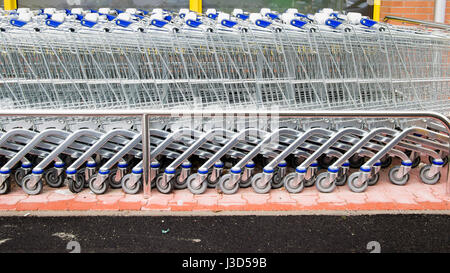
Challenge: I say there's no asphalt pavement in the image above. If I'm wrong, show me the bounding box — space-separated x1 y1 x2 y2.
0 214 448 253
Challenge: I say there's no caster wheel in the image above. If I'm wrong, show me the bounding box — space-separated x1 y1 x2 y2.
411 156 421 169
14 168 27 187
22 174 43 195
283 173 304 193
44 168 65 188
218 174 239 195
88 174 109 195
107 169 122 189
419 164 441 185
347 172 368 193
77 168 89 188
207 173 219 188
251 173 271 194
187 173 207 195
0 177 11 194
367 173 380 186
240 176 251 188
429 155 448 167
155 174 174 194
67 175 84 193
271 169 284 189
172 172 187 189
388 166 409 185
349 155 365 169
121 174 141 194
380 156 392 169
304 176 315 187
315 172 336 193
335 173 347 186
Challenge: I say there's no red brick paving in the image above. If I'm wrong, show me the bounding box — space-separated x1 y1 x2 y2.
0 167 448 212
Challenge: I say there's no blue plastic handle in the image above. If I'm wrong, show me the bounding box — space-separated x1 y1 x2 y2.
237 14 249 20
186 19 202 28
179 13 185 19
360 18 377 27
152 19 168 28
208 13 218 20
221 19 238 28
10 19 27 27
115 9 124 14
295 13 307 18
89 9 98 13
290 19 307 28
133 14 144 20
266 13 279 20
80 19 97 28
138 9 149 15
325 19 342 28
104 14 115 21
115 19 133 28
164 15 172 21
45 19 63 28
256 19 271 28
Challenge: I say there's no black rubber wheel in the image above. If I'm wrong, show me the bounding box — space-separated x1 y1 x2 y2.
77 168 89 188
218 174 239 195
283 173 304 194
187 173 208 194
419 164 441 185
411 156 421 169
121 174 141 194
22 174 43 195
347 172 368 193
173 172 188 190
88 174 109 195
67 176 84 193
271 169 284 189
14 168 27 187
207 173 219 188
367 173 380 186
388 166 409 186
380 156 392 169
251 173 271 194
0 177 11 194
334 173 347 186
315 172 336 193
44 168 65 188
107 169 122 189
155 174 173 194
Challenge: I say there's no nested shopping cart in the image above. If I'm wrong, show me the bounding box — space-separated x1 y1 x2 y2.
0 7 447 196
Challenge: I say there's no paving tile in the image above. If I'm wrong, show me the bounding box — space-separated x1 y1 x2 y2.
193 196 219 211
118 194 146 210
94 195 123 210
264 189 297 210
289 195 318 208
45 192 76 210
0 195 27 210
142 193 173 210
169 190 198 211
316 192 346 204
68 193 98 210
16 192 51 211
217 193 247 210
